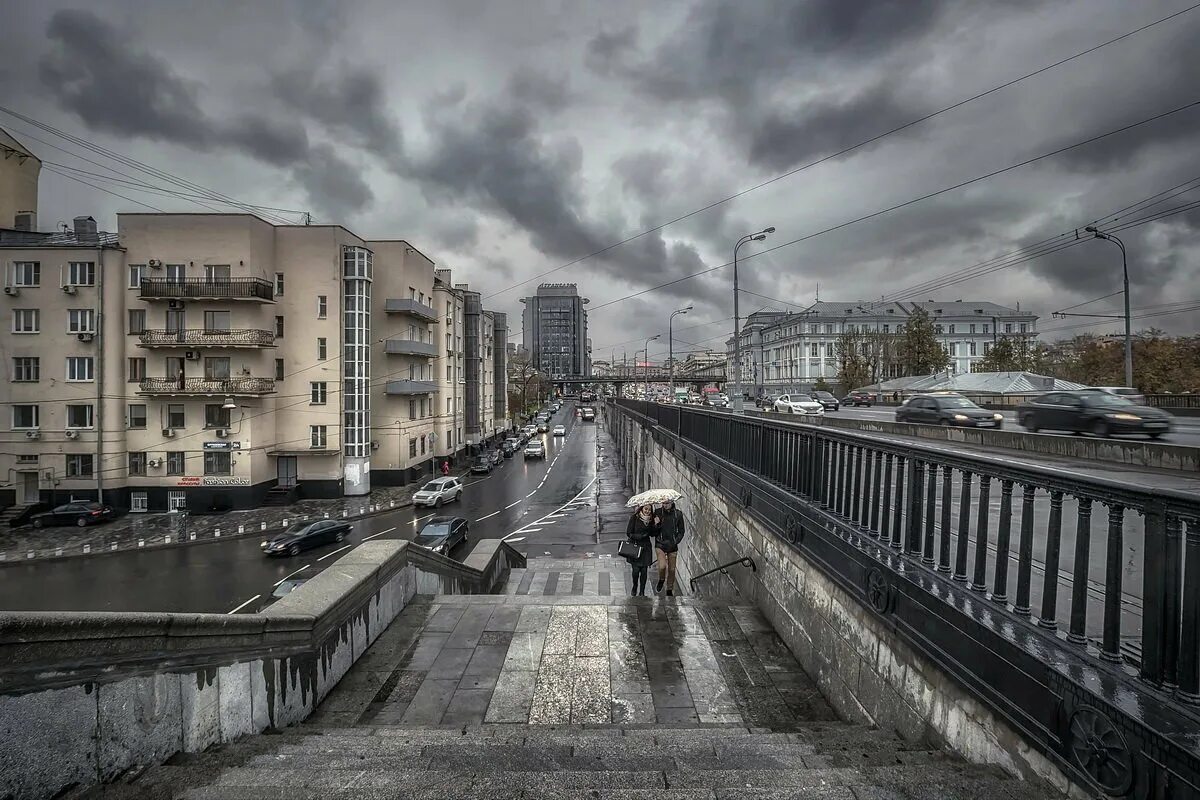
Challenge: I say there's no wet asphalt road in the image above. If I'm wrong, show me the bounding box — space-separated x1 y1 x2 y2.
0 405 598 615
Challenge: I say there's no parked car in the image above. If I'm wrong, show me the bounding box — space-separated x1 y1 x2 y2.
552 424 566 436
773 394 825 416
30 501 117 529
413 517 469 556
1090 386 1146 405
470 456 493 474
412 477 463 508
524 440 546 459
896 393 1003 428
812 391 840 411
487 449 504 466
537 421 550 432
756 394 777 409
501 438 520 457
842 391 875 407
261 519 350 556
1017 390 1172 438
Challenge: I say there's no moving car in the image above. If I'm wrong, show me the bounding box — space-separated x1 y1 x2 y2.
413 517 469 556
812 391 840 411
487 449 504 466
580 407 595 421
470 456 493 474
552 424 566 436
501 438 520 457
896 393 1003 428
1016 390 1172 438
705 394 728 408
524 440 546 459
773 394 825 416
537 421 550 433
1091 386 1146 405
842 391 875 407
412 477 463 508
30 501 117 529
261 519 350 556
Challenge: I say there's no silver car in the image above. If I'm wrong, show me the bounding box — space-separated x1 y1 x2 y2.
412 477 463 508
773 393 825 416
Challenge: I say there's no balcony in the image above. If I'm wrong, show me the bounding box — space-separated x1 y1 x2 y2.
139 277 275 302
384 379 438 395
384 298 438 322
138 329 276 348
384 338 437 357
138 377 276 396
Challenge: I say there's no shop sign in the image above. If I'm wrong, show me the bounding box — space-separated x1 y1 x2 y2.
175 476 251 486
203 441 242 450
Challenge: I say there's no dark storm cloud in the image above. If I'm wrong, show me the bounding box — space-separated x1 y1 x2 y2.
612 151 671 203
38 8 373 215
272 64 403 158
585 25 638 75
509 69 571 113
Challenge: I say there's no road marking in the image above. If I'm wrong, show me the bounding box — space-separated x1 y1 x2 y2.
413 513 435 524
317 544 354 561
505 500 522 509
474 510 501 522
548 513 567 518
506 537 525 543
526 491 537 498
362 526 396 542
503 476 596 542
227 595 261 614
274 565 310 587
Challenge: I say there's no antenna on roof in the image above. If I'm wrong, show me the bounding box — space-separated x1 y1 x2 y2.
815 282 819 302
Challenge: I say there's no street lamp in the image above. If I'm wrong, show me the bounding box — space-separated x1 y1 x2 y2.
669 305 692 401
1084 226 1133 388
643 334 660 401
732 227 775 414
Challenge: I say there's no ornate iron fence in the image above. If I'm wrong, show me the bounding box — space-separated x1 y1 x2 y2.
139 277 274 301
138 328 276 347
138 377 276 394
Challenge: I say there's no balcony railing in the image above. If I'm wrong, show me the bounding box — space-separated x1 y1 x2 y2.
384 379 438 395
138 329 276 348
384 338 437 357
138 377 276 395
383 298 438 322
139 277 274 301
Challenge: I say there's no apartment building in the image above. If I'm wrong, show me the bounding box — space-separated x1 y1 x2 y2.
521 283 590 378
432 269 466 465
0 128 39 233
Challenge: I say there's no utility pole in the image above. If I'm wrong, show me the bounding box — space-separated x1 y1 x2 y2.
669 306 692 401
643 335 660 400
1084 227 1133 388
732 227 775 414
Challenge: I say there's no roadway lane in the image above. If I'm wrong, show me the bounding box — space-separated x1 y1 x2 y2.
0 405 594 615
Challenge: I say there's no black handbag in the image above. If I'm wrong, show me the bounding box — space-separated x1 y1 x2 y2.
617 540 642 560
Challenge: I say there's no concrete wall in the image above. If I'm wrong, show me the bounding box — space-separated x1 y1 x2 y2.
0 539 523 800
612 411 1081 797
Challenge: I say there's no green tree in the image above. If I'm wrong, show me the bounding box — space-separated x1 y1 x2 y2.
897 308 950 376
812 376 832 393
975 336 1051 373
506 352 543 418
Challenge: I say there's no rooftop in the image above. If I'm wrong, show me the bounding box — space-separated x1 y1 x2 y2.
865 370 1086 394
0 227 121 248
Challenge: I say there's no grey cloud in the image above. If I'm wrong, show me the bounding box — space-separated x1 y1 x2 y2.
509 69 571 113
292 144 373 218
613 150 671 203
272 64 403 158
585 25 638 75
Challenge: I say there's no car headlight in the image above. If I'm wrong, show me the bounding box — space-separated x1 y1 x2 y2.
1108 413 1140 421
953 414 969 422
993 414 1003 420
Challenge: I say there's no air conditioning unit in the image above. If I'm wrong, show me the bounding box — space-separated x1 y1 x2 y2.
184 350 201 360
62 285 77 295
64 430 79 440
168 300 184 309
25 429 40 439
77 332 95 343
147 459 161 468
162 428 175 437
4 286 19 296
215 428 229 438
148 259 163 268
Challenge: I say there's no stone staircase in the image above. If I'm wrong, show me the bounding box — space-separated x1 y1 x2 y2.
81 560 1048 799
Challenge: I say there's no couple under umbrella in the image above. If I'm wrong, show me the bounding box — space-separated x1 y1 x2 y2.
623 489 685 597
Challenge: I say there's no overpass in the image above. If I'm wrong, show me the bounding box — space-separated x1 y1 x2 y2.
553 365 727 390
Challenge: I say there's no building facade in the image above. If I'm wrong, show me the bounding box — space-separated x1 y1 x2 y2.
0 128 40 232
432 269 465 465
521 283 590 378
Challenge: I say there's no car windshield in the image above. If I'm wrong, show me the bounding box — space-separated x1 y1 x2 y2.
417 522 451 539
413 531 447 545
474 457 489 464
420 481 445 492
1084 393 1135 407
285 522 312 533
793 395 813 402
814 392 833 399
935 397 979 409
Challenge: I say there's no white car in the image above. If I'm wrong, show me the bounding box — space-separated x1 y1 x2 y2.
524 441 546 459
552 424 566 436
773 394 825 416
412 477 463 508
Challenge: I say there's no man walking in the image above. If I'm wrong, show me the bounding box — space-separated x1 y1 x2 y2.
654 500 685 596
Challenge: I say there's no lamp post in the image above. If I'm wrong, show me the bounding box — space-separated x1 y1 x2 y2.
732 227 775 414
669 305 692 401
1084 226 1133 388
643 335 660 401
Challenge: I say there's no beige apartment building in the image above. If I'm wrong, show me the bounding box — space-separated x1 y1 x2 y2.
0 211 482 512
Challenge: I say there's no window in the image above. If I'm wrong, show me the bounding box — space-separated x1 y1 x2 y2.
66 454 94 478
317 337 327 360
275 316 285 337
446 398 452 414
420 435 426 455
166 451 185 475
66 404 94 428
165 264 185 283
446 332 452 352
934 324 944 334
130 492 148 512
446 364 452 381
13 357 39 382
969 341 977 356
274 272 285 295
168 491 187 511
68 262 95 286
128 264 146 288
421 397 428 417
165 308 184 332
1005 323 1013 334
128 309 146 334
66 356 94 382
13 309 39 333
167 404 185 428
409 399 417 420
12 261 39 287
310 425 327 448
446 301 452 317
12 405 38 428
809 343 818 358
204 404 231 428
983 324 990 334
205 264 231 283
275 358 285 380
948 343 957 357
204 357 230 379
1020 323 1028 333
409 438 417 458
969 324 976 334
311 382 327 404
983 342 992 354
67 309 95 333
317 295 327 319
204 451 232 475
409 286 416 300
203 310 230 332
128 452 147 476
128 404 147 428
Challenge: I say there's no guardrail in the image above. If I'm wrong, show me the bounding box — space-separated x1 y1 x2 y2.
689 555 756 593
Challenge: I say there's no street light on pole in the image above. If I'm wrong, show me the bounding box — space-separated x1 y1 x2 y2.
732 227 775 414
1084 226 1133 388
643 334 660 401
669 305 692 401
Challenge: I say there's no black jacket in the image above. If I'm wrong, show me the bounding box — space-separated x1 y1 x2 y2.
625 513 656 567
655 507 686 553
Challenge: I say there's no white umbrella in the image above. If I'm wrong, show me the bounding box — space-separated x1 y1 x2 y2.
626 488 683 508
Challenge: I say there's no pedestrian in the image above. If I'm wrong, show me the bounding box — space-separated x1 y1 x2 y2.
624 504 656 596
654 500 685 596
441 460 450 476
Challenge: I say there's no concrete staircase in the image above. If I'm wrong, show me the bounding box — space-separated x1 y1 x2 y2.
80 558 1047 799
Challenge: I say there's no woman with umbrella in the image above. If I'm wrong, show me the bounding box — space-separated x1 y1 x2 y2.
624 503 657 596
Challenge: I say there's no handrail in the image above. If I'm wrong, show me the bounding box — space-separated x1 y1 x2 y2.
689 555 757 592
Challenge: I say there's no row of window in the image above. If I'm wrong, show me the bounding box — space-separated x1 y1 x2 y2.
9 356 96 381
766 321 1031 342
6 261 94 287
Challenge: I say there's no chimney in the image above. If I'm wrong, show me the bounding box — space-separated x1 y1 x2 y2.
73 216 98 242
13 211 35 231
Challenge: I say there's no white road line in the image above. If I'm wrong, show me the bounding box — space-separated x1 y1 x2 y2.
227 595 261 614
506 537 525 543
474 510 501 522
273 565 310 587
502 476 597 542
413 513 435 524
505 500 522 509
526 491 537 498
547 513 567 518
317 544 354 561
362 526 396 542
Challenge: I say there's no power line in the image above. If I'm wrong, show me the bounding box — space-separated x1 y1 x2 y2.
41 165 168 213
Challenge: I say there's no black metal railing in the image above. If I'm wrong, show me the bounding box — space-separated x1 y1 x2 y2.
139 277 274 301
618 398 1200 700
138 328 276 347
1146 393 1200 410
689 556 757 592
138 377 276 394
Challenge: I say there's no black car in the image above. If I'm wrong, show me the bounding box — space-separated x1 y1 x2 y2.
501 439 519 457
470 456 493 474
261 519 351 556
842 391 875 407
30 502 117 528
487 449 504 466
896 393 1004 428
1016 390 1173 438
812 391 840 411
413 517 469 556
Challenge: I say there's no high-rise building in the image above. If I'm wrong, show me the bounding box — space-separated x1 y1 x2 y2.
520 283 589 378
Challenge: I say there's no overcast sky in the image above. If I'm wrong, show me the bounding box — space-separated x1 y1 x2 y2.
2 0 1198 359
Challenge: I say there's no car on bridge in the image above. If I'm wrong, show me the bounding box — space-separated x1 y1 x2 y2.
842 391 875 407
812 391 840 411
412 477 463 508
261 519 350 556
524 440 546 459
773 394 825 416
704 394 728 408
30 501 117 529
895 393 1003 428
580 407 595 421
1016 389 1172 438
413 516 469 556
